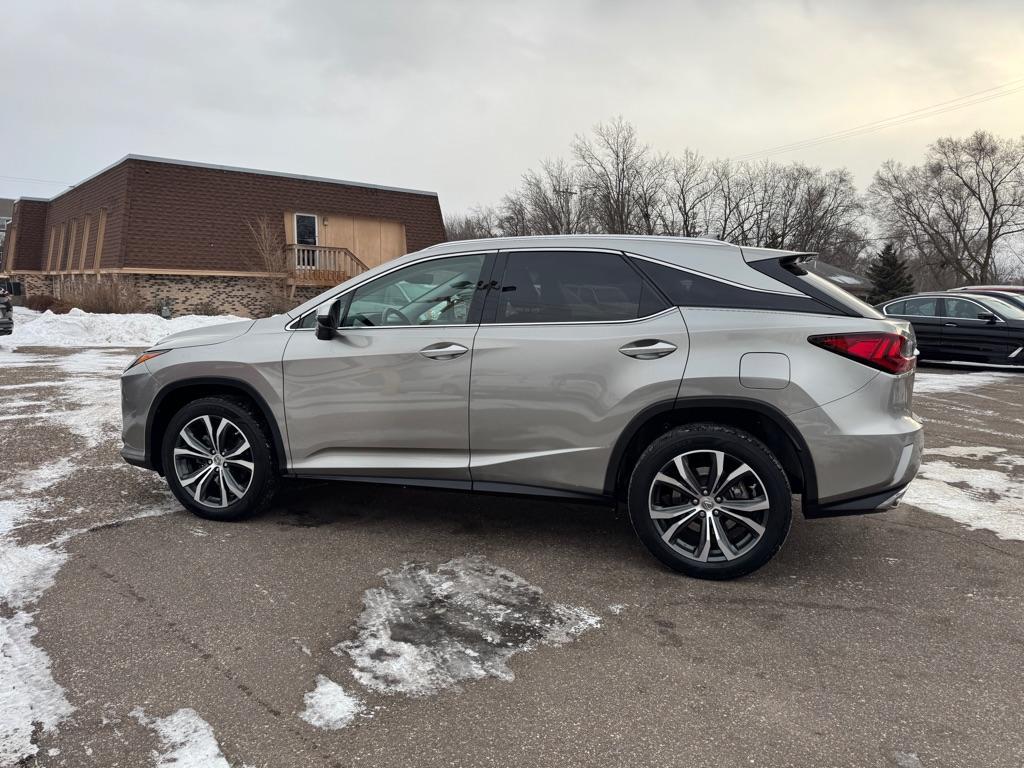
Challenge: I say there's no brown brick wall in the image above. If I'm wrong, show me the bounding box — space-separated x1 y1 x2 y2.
6 199 50 271
41 163 131 272
122 159 445 272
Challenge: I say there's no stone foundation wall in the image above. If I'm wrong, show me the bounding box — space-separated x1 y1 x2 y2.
12 272 327 318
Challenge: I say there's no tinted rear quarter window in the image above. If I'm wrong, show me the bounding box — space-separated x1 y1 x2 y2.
633 259 829 314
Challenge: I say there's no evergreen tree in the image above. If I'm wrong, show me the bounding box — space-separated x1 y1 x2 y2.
866 243 915 304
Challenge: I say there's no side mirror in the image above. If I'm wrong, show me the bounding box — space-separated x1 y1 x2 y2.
978 312 998 324
315 299 342 340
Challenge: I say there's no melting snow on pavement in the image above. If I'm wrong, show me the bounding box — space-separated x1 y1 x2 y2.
0 344 181 763
904 446 1024 540
300 676 366 730
913 370 1017 395
131 708 232 768
337 556 600 697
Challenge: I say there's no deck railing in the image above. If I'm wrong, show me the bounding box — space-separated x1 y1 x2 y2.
286 244 369 286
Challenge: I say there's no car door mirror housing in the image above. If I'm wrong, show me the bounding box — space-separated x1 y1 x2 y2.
315 299 343 340
978 312 998 324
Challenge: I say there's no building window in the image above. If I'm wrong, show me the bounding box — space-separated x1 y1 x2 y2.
295 213 318 269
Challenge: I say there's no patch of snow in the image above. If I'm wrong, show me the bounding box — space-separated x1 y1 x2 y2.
0 612 74 765
904 449 1024 540
300 675 365 730
3 308 246 348
924 446 1005 461
607 604 627 615
131 707 231 768
913 370 1017 394
339 556 600 696
894 752 923 768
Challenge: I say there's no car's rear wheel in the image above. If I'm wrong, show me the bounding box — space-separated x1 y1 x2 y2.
161 396 278 521
627 423 792 579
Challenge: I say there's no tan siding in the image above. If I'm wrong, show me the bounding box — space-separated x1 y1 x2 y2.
4 226 15 270
46 227 58 272
77 215 91 272
93 210 107 271
380 220 407 262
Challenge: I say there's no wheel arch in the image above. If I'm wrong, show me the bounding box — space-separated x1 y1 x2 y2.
605 397 817 504
147 377 287 476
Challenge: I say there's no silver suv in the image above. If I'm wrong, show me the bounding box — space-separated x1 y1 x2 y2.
121 236 923 579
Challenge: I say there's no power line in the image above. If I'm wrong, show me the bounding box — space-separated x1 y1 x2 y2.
734 76 1024 161
0 174 72 186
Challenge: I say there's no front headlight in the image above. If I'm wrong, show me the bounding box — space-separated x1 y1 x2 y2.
124 349 169 372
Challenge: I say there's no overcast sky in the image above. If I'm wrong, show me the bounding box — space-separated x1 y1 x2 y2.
2 0 1023 213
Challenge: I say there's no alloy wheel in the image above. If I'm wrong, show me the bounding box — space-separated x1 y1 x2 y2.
648 449 770 563
172 415 254 508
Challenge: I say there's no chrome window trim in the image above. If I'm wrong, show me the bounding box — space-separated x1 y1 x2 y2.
285 250 497 331
484 306 678 328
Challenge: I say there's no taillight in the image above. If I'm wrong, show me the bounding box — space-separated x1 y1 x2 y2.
808 332 915 375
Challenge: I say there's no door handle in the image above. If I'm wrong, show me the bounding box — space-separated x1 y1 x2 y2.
944 322 958 327
419 342 469 360
619 339 677 360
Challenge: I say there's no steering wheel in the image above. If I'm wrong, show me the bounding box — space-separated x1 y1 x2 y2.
383 306 412 326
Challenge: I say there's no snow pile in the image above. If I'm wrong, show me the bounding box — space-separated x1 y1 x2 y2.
339 556 600 697
905 446 1024 540
300 675 365 730
131 708 232 768
4 307 247 348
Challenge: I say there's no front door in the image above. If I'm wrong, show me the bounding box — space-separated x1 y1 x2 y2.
282 252 493 481
469 249 689 496
939 296 1009 363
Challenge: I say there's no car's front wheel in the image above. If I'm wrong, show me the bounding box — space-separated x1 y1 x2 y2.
627 423 792 579
161 396 278 521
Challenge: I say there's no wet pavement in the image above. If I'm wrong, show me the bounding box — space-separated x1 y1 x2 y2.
1 348 1023 768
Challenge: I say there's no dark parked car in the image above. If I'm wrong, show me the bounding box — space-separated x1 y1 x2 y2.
945 289 1024 311
879 292 1024 367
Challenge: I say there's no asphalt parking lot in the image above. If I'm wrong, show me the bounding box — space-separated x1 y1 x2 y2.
2 347 1023 768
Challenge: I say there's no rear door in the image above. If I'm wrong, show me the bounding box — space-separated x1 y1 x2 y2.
883 297 943 358
468 249 689 496
939 296 1010 363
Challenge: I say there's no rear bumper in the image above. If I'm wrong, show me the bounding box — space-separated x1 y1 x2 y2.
0 321 12 336
803 482 910 518
792 370 923 517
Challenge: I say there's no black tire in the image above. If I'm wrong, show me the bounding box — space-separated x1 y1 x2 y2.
161 396 279 521
627 423 792 580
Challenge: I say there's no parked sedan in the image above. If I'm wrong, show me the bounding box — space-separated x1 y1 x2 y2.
878 292 1024 367
946 289 1024 311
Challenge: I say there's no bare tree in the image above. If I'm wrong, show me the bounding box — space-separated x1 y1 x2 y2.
246 215 290 309
664 149 714 237
520 159 592 234
573 117 659 234
869 131 1024 284
445 206 500 240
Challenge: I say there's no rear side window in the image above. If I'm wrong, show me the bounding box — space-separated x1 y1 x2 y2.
633 259 828 314
883 300 906 315
903 297 938 317
495 251 667 323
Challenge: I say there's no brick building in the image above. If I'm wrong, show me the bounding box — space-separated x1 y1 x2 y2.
0 156 445 316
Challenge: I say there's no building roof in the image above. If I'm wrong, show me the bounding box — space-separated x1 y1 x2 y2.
18 154 439 204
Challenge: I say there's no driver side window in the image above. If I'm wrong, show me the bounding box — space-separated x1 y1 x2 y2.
341 254 487 327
